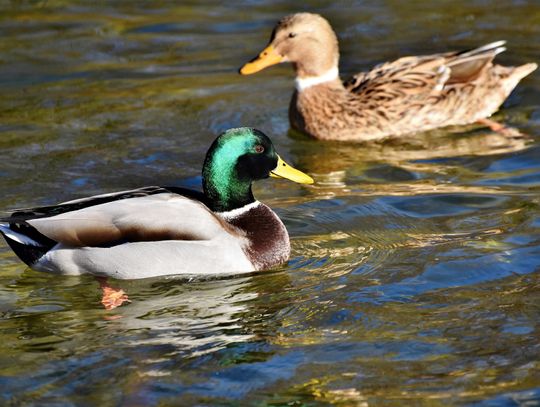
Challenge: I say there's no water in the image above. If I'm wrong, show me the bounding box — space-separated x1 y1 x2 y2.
1 1 539 405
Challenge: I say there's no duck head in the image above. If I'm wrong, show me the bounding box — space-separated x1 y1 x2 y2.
240 13 339 79
203 128 313 212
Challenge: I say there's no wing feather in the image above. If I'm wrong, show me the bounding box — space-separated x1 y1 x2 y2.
26 193 232 247
343 42 506 103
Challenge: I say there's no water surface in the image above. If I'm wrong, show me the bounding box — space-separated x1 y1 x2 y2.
1 1 539 405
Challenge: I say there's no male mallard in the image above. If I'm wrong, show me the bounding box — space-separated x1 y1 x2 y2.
240 13 537 141
0 128 313 280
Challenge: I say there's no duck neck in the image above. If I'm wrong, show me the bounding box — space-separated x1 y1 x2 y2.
203 176 255 213
295 66 340 91
203 165 255 212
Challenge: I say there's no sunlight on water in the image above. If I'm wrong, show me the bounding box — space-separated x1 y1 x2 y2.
0 0 539 405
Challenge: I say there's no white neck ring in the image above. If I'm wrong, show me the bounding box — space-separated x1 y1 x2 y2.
218 201 261 220
295 67 339 91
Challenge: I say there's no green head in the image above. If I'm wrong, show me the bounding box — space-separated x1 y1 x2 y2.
202 127 313 212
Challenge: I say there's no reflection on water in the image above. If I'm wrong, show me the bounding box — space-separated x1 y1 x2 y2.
1 0 539 405
0 270 296 402
290 127 531 181
108 277 259 358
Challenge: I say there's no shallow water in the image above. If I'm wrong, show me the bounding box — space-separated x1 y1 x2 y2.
1 1 539 405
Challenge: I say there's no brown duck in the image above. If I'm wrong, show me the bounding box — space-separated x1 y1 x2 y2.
240 13 537 141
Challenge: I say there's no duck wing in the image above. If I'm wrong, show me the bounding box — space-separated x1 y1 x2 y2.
0 187 231 257
4 186 208 221
19 193 229 248
344 41 507 102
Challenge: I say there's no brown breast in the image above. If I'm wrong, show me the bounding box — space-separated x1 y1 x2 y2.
224 203 290 271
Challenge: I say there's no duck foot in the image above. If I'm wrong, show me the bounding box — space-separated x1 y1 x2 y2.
477 118 523 137
96 277 130 310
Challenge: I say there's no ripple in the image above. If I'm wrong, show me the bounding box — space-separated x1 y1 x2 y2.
0 1 539 405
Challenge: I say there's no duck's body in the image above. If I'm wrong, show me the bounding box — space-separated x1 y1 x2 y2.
289 47 536 141
0 128 312 279
1 188 286 279
240 13 537 141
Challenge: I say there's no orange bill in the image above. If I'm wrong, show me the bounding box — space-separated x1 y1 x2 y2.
240 45 283 75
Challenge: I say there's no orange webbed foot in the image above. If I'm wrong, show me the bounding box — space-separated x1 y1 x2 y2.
96 277 131 310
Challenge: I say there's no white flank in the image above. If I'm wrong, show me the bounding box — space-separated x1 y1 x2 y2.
295 66 339 91
0 224 41 246
218 201 261 220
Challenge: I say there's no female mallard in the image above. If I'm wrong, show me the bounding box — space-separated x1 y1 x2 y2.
0 128 313 280
240 13 537 141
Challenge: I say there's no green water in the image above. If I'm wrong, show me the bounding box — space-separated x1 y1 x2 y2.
1 1 539 405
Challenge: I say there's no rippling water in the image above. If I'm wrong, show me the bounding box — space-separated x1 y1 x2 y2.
1 1 539 405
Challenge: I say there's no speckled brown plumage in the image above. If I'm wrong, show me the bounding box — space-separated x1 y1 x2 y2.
241 13 537 141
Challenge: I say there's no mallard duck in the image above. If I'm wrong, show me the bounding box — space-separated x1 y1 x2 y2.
240 13 537 141
0 128 313 280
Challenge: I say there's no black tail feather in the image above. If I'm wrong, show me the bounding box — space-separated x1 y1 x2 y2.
1 232 50 266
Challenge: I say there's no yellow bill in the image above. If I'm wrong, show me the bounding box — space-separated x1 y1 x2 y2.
270 156 314 184
240 45 283 75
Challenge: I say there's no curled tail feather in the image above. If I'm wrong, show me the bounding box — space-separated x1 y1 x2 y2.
512 62 537 81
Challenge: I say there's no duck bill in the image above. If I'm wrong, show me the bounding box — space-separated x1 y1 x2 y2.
270 156 314 184
240 45 283 75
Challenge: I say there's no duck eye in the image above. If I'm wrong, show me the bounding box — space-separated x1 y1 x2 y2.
288 32 296 38
254 145 265 153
